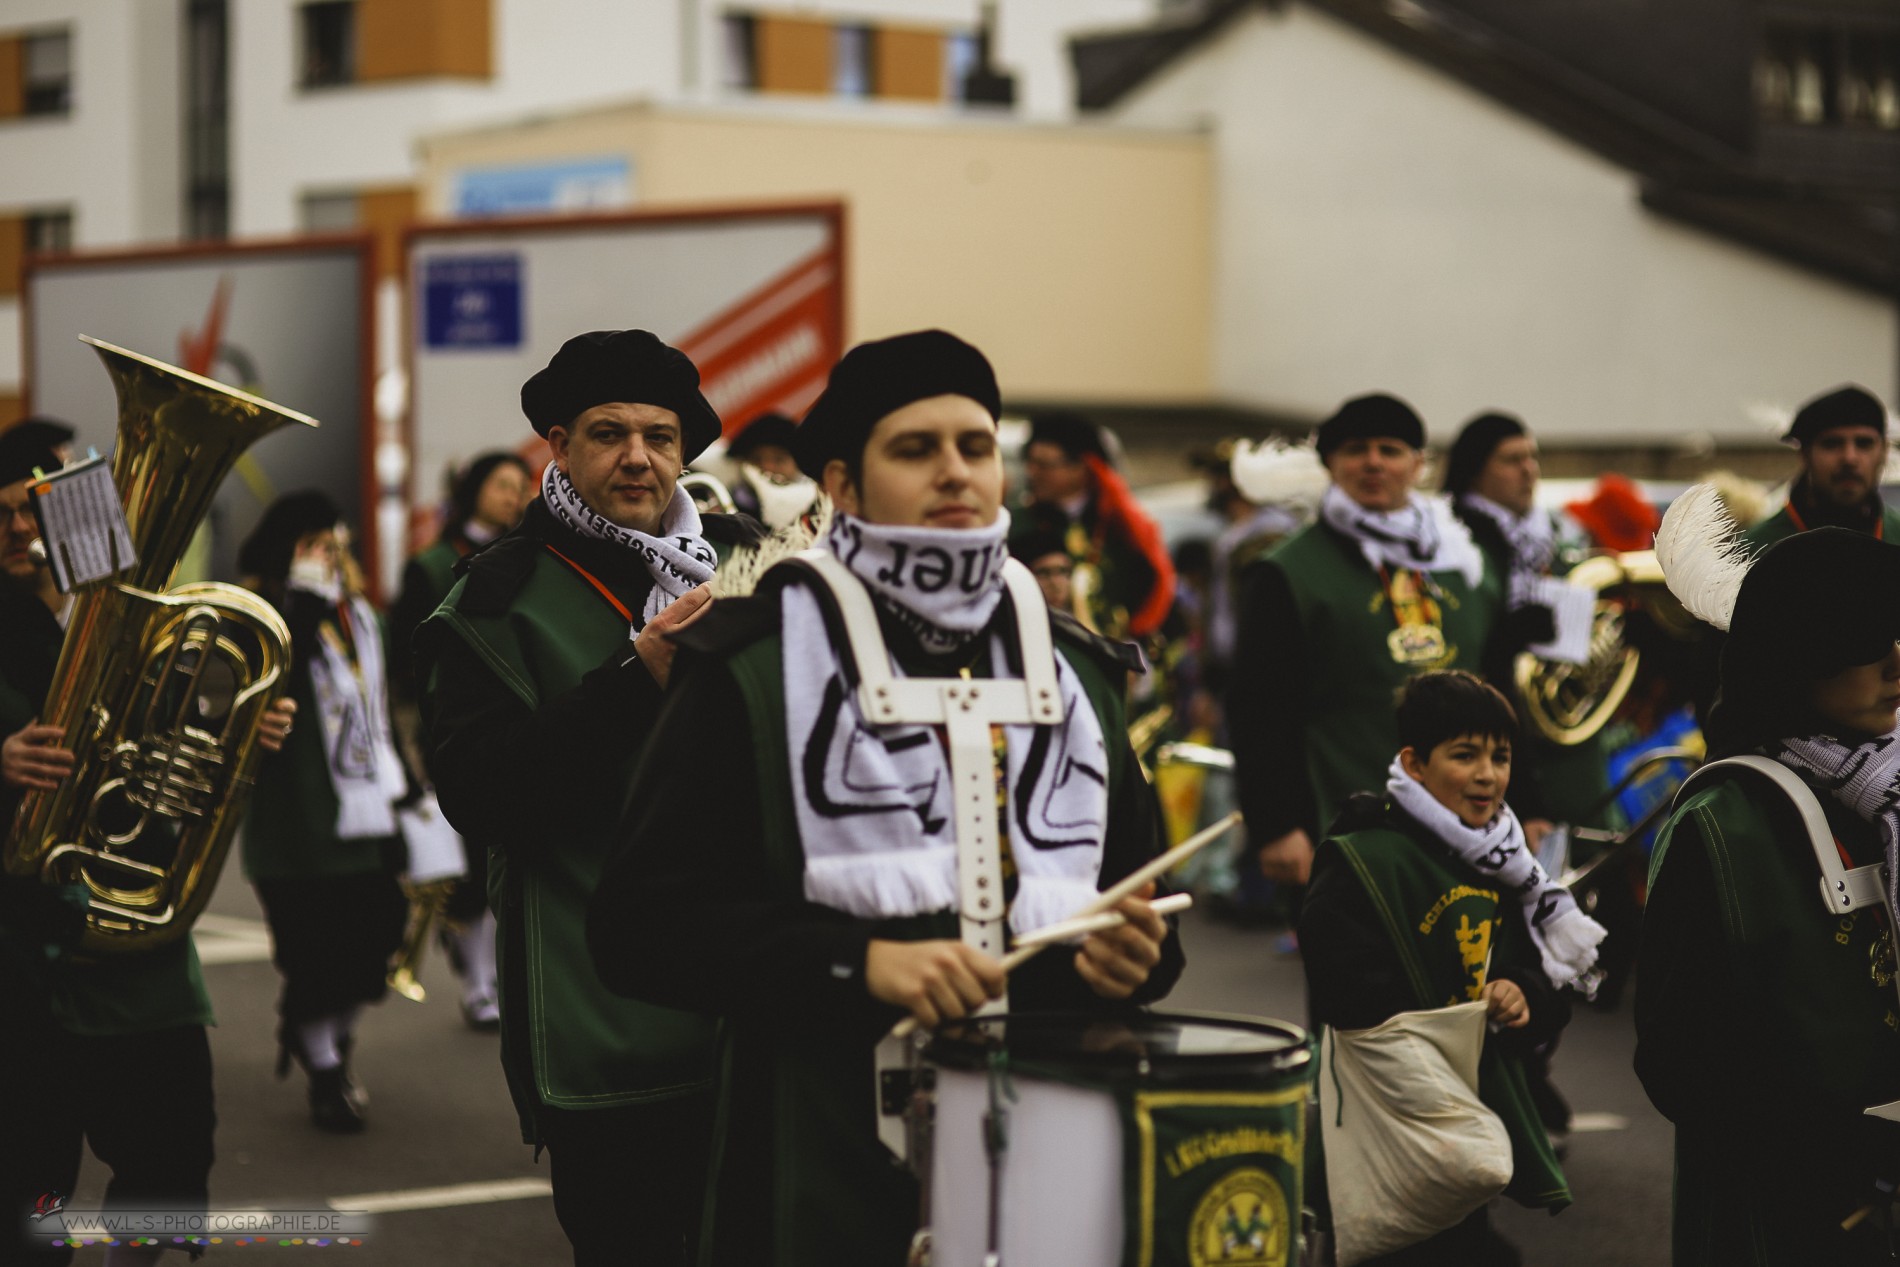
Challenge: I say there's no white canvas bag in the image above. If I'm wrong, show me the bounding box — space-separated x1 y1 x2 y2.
1318 1000 1513 1265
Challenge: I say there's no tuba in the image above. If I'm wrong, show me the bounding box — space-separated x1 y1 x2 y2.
1513 549 1684 746
4 336 317 955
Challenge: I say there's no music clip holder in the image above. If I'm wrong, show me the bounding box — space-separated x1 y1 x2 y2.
27 452 137 594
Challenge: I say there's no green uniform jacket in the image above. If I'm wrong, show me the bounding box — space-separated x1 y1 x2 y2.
590 573 1186 1267
1231 521 1500 841
419 518 723 1142
1636 768 1900 1265
0 587 211 1036
1744 501 1900 553
1305 815 1571 1215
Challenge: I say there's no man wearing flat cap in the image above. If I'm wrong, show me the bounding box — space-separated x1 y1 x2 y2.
1229 393 1500 889
1745 384 1898 551
589 329 1182 1265
417 329 762 1266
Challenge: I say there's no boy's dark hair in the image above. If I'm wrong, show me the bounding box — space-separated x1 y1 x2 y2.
1396 670 1518 758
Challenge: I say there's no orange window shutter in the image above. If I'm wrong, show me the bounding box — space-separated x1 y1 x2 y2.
755 15 833 95
0 37 24 118
358 187 417 281
0 216 24 299
873 26 944 101
356 0 490 82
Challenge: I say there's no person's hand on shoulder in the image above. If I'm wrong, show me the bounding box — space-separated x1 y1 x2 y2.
632 584 714 689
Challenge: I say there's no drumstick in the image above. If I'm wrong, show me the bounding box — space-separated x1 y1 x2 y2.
890 812 1241 1038
1008 892 1192 955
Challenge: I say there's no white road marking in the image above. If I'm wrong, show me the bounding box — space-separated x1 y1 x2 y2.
1568 1112 1630 1133
192 914 273 965
327 1179 554 1215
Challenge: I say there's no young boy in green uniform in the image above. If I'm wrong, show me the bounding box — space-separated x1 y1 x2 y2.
1640 496 1900 1266
1302 670 1596 1264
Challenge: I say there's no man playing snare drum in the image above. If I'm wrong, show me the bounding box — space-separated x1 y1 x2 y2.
589 330 1184 1265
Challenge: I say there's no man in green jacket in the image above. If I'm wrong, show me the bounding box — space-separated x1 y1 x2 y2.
1 425 292 1264
418 330 758 1267
588 329 1183 1266
1229 394 1500 890
1745 384 1898 551
1640 515 1900 1265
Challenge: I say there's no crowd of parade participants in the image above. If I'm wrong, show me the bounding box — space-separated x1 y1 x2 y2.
1 322 1898 1266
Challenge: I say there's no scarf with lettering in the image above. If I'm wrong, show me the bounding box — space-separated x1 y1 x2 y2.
1459 492 1555 609
1385 758 1606 997
296 586 407 840
784 510 1110 935
1321 485 1485 589
1774 727 1900 927
540 461 717 629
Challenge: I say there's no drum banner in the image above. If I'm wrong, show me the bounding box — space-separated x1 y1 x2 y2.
1121 1085 1306 1267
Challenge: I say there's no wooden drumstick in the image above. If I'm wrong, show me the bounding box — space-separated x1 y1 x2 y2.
1008 892 1193 956
890 812 1241 1038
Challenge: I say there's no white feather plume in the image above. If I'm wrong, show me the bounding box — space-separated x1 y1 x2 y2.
1653 482 1752 632
1229 437 1329 511
710 495 832 598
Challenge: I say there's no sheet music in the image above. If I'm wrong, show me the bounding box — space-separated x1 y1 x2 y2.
28 457 137 593
1525 576 1598 666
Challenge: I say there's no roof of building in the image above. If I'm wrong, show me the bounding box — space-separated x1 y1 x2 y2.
1071 0 1897 292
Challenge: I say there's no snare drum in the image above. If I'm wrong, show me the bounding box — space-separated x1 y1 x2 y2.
917 1012 1312 1267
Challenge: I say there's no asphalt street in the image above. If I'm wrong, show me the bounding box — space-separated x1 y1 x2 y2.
56 868 1673 1265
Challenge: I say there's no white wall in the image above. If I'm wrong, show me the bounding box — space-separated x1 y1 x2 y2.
229 0 682 235
0 0 175 395
1111 5 1898 443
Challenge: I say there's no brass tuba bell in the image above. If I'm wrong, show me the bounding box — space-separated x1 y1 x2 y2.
1512 549 1684 746
4 336 317 955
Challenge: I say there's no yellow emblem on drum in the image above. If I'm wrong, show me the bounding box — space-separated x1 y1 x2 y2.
1188 1166 1289 1266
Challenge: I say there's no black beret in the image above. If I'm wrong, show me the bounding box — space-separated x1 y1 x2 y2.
520 330 722 460
0 426 67 488
1443 412 1528 498
1784 385 1888 447
1025 412 1108 463
1315 393 1426 458
1711 526 1900 753
793 330 1000 479
1009 523 1071 565
727 411 798 462
239 489 340 583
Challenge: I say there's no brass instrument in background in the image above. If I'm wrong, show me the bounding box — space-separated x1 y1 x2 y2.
679 469 738 515
4 336 317 955
1514 549 1685 746
387 878 454 1002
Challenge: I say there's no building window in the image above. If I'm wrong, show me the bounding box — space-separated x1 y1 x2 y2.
721 14 757 91
833 24 871 97
22 29 72 116
185 0 229 240
300 1 356 88
24 209 73 255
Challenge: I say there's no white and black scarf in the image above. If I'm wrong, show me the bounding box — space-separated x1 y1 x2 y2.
785 511 1110 935
1774 727 1900 926
1321 485 1485 589
540 461 717 629
300 590 407 840
1386 759 1607 997
1459 492 1556 609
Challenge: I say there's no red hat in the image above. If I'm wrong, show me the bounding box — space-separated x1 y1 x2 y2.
1566 475 1659 553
